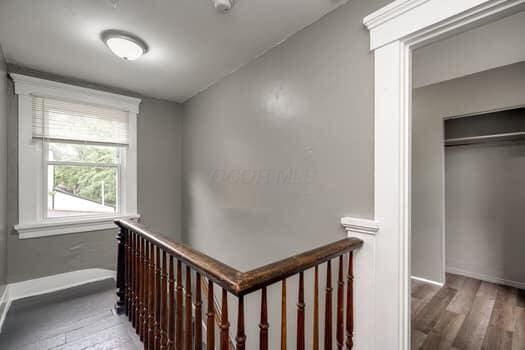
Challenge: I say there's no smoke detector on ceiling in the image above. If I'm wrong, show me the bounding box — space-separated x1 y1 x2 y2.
212 0 235 12
107 0 119 9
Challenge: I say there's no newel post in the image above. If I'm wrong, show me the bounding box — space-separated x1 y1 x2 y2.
115 224 127 314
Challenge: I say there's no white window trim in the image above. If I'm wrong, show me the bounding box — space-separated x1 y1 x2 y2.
10 74 141 239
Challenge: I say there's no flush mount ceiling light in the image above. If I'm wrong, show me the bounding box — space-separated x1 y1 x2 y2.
102 30 148 61
212 0 235 12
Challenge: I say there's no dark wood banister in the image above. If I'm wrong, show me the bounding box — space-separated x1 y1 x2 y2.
115 219 363 297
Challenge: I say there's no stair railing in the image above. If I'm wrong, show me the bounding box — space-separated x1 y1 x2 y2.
200 274 235 349
114 219 363 350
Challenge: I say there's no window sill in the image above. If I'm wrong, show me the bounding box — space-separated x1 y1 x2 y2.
14 214 140 239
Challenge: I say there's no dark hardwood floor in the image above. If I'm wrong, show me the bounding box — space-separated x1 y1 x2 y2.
0 279 141 350
412 273 525 350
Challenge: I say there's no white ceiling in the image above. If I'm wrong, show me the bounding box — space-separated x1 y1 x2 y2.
0 0 348 102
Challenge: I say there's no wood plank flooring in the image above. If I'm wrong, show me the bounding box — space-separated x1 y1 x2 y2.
0 279 141 350
412 273 525 350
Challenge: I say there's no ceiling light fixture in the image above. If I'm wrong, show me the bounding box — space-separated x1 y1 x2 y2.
212 0 235 12
102 30 148 61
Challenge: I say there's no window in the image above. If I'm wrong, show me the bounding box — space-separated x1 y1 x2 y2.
47 143 120 217
12 74 141 238
33 97 127 218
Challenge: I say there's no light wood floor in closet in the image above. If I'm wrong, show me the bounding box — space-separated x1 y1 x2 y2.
412 273 525 350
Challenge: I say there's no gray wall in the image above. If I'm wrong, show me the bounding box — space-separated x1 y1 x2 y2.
446 140 525 285
412 61 525 284
138 98 183 237
0 46 8 296
6 76 183 283
183 0 389 268
182 0 390 347
413 11 525 88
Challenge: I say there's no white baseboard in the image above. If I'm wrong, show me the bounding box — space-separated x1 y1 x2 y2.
0 268 116 333
411 275 444 287
0 286 9 333
8 268 116 301
446 267 525 290
0 286 8 306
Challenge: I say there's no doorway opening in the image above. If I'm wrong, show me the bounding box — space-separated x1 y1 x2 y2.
409 7 525 350
364 0 525 348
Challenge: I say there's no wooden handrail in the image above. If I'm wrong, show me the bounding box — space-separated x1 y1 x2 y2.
115 219 363 297
115 218 361 349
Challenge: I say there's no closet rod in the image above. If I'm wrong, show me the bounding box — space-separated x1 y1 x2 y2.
445 131 525 147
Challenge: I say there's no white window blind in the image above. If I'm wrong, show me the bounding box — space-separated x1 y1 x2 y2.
32 96 129 146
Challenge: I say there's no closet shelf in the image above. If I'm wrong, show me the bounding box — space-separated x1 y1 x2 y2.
445 131 525 147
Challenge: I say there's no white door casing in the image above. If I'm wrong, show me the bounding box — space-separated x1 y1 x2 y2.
354 1 525 349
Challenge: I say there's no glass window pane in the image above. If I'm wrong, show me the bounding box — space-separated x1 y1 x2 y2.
48 143 120 164
48 165 118 218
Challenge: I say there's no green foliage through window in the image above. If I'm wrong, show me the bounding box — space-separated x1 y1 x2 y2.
52 166 117 208
49 143 119 208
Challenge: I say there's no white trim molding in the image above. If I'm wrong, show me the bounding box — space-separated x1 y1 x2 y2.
0 269 115 333
342 218 379 349
411 275 444 287
363 0 431 31
15 214 140 239
10 74 141 239
10 74 141 113
363 0 525 349
446 267 525 290
364 0 525 50
340 217 379 235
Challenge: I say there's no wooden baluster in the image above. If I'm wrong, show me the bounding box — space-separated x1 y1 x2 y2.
281 279 287 350
206 280 215 350
124 229 131 316
345 253 354 350
185 266 193 350
160 251 168 350
126 229 132 320
155 246 162 349
134 234 140 334
297 272 305 350
115 226 127 314
132 232 138 329
143 240 150 342
142 239 152 342
141 239 147 341
336 256 344 350
148 244 156 350
195 273 203 350
134 233 140 332
138 238 145 339
220 289 230 350
176 261 183 350
259 287 269 350
168 256 175 350
313 265 319 350
129 232 133 325
120 228 127 316
236 296 246 350
324 260 333 350
130 232 136 326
